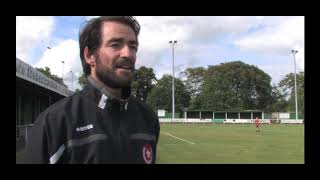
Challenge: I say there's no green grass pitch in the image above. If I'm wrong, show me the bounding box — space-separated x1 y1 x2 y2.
156 123 304 164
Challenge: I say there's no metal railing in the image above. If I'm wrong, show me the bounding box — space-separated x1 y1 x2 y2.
16 124 34 151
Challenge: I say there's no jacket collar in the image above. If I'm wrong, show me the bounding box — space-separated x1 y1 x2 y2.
87 75 131 103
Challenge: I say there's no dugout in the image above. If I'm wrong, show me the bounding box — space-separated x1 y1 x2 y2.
184 110 264 121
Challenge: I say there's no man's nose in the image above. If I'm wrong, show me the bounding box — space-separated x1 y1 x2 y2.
120 45 136 61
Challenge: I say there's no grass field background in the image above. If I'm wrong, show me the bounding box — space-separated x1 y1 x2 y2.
157 123 304 164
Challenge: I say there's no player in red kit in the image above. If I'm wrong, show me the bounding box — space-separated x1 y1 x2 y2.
255 117 260 132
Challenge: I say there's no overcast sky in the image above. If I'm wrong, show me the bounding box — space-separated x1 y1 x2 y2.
16 16 304 91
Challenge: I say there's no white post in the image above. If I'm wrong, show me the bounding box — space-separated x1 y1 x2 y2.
49 96 52 105
38 96 41 114
18 96 21 129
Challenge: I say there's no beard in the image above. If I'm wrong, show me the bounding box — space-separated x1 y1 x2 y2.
95 55 135 88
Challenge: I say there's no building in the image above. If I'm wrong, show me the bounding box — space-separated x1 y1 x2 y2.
16 57 73 139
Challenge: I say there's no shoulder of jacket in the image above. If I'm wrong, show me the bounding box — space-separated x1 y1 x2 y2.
35 85 94 123
51 84 95 109
130 97 157 117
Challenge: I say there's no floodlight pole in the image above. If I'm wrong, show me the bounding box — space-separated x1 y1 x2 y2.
70 70 73 90
61 61 65 83
169 40 177 123
291 50 298 120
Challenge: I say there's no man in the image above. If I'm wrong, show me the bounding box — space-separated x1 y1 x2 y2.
255 117 260 132
25 16 160 164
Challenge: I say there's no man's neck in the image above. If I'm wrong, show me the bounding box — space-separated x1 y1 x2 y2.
89 75 121 99
104 84 121 99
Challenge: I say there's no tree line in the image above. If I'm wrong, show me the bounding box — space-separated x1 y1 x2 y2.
72 61 303 115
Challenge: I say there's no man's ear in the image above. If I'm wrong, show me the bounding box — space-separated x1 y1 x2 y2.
84 47 95 66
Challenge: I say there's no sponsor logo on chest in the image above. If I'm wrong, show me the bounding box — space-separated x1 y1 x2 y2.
76 124 93 132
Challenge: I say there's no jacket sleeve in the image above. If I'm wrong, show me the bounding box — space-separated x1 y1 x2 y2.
153 111 160 164
24 111 50 164
154 114 160 145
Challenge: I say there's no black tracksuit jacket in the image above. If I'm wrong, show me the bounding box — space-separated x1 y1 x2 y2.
24 79 160 164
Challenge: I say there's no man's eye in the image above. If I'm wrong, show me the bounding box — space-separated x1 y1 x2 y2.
130 45 138 51
110 43 120 47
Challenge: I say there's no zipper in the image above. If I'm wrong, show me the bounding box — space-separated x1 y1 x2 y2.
117 99 124 162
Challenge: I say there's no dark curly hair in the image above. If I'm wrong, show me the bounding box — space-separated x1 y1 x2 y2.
79 16 140 77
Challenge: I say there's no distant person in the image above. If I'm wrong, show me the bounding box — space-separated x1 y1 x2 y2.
25 16 160 164
255 117 260 132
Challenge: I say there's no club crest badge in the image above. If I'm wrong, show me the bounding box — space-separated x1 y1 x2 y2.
142 144 153 164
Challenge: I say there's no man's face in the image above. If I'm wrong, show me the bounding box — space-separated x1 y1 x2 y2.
94 21 138 88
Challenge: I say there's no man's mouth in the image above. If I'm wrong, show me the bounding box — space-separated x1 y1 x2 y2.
118 65 133 70
115 60 134 71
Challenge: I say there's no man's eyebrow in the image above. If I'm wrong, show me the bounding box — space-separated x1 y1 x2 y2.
107 38 123 43
129 40 138 46
107 38 138 45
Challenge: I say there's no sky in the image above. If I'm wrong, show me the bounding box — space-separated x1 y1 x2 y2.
16 16 304 91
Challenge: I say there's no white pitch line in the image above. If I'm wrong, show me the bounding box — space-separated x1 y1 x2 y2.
160 131 195 144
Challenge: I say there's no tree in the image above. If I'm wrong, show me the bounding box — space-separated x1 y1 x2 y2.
181 67 206 100
146 74 191 114
278 72 304 115
78 73 88 88
131 66 156 102
192 61 273 111
264 85 289 112
36 67 67 87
